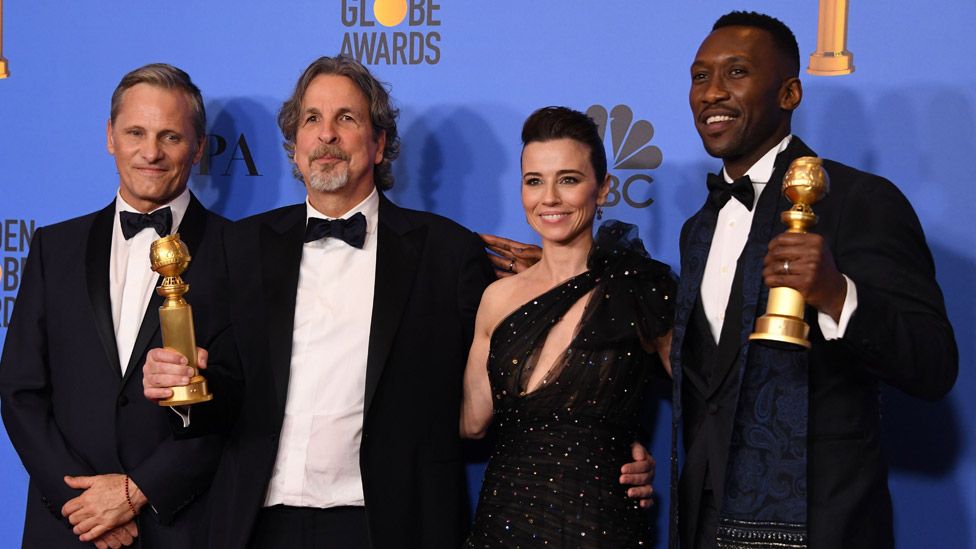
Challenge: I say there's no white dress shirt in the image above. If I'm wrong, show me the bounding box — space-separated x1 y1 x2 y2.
263 188 379 509
110 189 190 374
701 135 857 343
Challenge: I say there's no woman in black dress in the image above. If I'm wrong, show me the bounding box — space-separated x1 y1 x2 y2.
462 106 676 548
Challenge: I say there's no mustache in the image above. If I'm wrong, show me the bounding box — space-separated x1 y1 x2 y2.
310 145 349 162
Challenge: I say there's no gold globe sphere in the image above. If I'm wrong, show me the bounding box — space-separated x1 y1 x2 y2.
783 156 830 206
150 234 191 278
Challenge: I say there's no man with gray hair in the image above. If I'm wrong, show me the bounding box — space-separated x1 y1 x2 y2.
0 63 226 548
144 53 493 549
143 55 655 548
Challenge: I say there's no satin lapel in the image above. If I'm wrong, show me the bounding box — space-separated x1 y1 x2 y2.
671 195 720 405
122 194 209 383
261 206 306 414
86 202 123 379
364 197 423 417
707 138 818 397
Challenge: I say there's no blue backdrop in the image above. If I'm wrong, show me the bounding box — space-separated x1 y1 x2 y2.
1 1 973 547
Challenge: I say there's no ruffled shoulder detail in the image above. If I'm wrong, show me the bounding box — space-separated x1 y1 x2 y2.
578 220 677 348
588 220 652 273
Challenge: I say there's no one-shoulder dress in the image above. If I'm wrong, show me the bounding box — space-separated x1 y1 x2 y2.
466 221 676 548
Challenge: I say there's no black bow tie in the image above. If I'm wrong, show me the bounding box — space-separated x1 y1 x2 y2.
120 208 172 240
304 212 367 248
707 173 755 211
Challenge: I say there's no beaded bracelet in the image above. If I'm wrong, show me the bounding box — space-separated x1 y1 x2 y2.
124 475 139 517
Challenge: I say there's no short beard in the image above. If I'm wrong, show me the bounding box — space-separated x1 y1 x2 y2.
305 143 349 192
308 167 349 192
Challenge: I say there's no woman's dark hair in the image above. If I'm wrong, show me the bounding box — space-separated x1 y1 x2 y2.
521 106 607 183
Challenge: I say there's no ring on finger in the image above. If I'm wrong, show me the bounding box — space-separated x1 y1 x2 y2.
507 259 515 273
782 260 791 275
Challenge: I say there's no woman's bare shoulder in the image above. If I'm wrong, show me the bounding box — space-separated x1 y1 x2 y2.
478 269 539 334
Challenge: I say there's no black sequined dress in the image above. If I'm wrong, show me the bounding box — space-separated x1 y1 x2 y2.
466 221 676 548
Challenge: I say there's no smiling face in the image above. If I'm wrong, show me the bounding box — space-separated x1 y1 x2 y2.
107 83 205 213
689 25 801 178
521 138 610 247
293 74 385 201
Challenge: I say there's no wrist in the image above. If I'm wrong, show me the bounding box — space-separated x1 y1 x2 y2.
124 476 148 515
821 275 848 322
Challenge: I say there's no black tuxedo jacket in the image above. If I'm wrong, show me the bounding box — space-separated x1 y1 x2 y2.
188 195 494 548
671 137 957 548
0 194 227 548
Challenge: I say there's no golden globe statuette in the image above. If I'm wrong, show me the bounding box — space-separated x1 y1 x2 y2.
150 234 213 405
749 156 830 349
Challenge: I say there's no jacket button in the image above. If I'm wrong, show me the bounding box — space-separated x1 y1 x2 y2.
118 395 129 407
707 403 718 414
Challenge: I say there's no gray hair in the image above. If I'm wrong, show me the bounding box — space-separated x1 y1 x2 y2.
277 55 400 190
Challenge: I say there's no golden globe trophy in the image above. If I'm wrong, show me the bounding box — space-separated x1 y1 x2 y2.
150 234 213 405
749 156 830 349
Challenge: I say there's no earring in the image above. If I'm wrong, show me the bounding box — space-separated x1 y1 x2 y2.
596 207 604 221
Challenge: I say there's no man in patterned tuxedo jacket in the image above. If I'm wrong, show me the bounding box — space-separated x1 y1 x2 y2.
670 11 957 549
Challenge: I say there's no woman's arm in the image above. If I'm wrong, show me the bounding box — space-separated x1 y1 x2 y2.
656 330 673 378
639 329 673 378
460 286 503 439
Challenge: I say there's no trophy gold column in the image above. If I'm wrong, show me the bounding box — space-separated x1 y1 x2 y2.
150 234 213 405
749 156 830 349
0 0 10 78
808 0 854 76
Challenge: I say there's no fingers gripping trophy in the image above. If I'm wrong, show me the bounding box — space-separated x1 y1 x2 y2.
750 156 830 349
150 234 214 405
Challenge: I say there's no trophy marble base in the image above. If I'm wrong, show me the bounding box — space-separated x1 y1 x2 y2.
159 375 214 406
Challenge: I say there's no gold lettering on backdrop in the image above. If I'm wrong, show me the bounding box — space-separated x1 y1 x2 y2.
0 0 9 78
808 0 854 75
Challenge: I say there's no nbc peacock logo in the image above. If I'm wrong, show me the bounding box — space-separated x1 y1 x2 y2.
586 104 662 209
339 0 442 65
